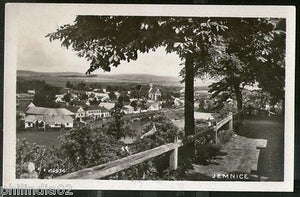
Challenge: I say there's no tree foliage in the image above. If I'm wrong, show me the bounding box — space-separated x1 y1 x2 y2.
33 84 60 108
17 79 46 93
47 16 226 73
63 93 71 103
59 127 124 170
194 18 286 110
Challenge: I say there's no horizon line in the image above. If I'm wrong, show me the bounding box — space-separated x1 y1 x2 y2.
17 69 182 78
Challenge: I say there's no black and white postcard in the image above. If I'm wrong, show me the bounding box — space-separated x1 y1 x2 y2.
3 3 295 191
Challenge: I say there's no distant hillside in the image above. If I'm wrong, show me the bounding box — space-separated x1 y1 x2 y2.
17 70 212 87
98 73 181 83
17 70 85 77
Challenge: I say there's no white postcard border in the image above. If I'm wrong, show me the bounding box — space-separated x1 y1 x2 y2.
3 3 296 191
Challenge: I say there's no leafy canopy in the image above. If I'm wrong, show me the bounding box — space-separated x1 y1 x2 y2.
47 16 227 74
193 18 286 107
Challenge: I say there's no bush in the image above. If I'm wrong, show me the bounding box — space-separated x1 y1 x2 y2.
16 127 126 179
58 127 125 171
16 139 45 178
16 139 69 178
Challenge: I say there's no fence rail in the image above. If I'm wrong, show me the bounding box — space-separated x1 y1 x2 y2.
55 110 242 179
57 141 183 179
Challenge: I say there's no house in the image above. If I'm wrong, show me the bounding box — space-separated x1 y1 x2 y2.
55 93 79 103
85 105 110 119
194 112 214 121
122 105 134 114
174 98 184 107
55 94 65 103
194 100 200 109
101 96 110 102
65 106 86 120
28 102 35 108
114 91 120 99
16 93 34 106
25 115 74 129
194 112 215 126
146 101 161 111
24 115 44 128
179 88 209 97
129 98 138 103
99 102 115 110
70 93 79 100
17 101 35 119
86 91 94 97
27 90 36 95
100 107 110 117
95 92 109 98
148 83 161 101
24 106 74 129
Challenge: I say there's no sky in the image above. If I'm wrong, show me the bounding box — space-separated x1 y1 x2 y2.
16 6 183 77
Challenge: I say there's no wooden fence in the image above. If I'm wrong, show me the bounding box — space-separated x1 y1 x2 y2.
56 110 242 179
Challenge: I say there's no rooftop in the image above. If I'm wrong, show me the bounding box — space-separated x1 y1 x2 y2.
99 102 115 110
85 105 109 112
25 114 73 123
26 106 75 116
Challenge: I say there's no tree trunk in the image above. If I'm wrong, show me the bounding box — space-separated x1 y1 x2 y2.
183 54 195 160
234 83 243 112
184 55 195 136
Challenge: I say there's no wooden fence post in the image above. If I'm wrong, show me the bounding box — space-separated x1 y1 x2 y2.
215 129 218 145
169 136 178 171
229 112 233 131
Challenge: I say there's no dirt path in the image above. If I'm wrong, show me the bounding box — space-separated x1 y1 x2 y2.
185 116 284 181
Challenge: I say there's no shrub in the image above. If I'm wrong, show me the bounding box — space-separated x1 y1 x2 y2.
16 139 69 178
16 139 46 178
58 126 125 171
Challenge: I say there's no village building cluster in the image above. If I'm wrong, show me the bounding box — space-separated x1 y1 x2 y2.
17 83 167 130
